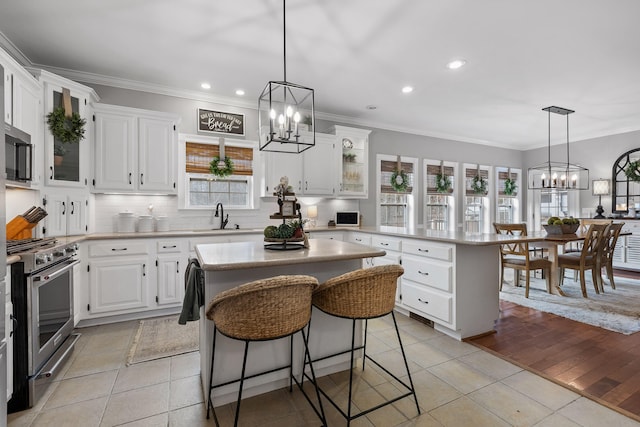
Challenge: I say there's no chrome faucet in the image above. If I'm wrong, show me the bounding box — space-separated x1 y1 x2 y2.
214 203 228 229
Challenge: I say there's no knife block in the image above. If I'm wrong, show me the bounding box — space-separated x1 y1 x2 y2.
6 216 37 240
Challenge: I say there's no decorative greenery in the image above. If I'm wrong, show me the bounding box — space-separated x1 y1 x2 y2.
53 144 66 156
625 160 640 182
435 173 452 193
391 169 409 192
343 153 356 162
46 107 86 144
472 175 488 195
504 177 517 196
209 156 234 177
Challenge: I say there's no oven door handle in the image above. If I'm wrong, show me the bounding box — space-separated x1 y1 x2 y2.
32 259 80 283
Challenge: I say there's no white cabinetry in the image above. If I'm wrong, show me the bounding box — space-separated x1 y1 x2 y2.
42 192 88 237
83 238 189 322
334 126 370 198
371 235 402 301
613 221 640 271
93 104 179 194
87 241 150 315
155 240 186 306
401 240 454 325
263 134 335 196
1 48 43 186
33 69 98 188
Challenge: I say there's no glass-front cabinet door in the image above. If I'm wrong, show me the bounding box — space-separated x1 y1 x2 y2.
423 159 457 231
334 126 370 198
36 70 96 188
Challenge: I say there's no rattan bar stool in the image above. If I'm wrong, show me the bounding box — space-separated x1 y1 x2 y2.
304 264 420 425
205 275 326 427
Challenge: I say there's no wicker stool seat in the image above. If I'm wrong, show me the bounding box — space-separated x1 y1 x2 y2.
205 275 325 427
305 265 420 425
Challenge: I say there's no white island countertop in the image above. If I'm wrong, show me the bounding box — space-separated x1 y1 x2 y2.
196 238 385 271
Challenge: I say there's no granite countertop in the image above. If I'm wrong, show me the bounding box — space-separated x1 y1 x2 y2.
196 238 385 271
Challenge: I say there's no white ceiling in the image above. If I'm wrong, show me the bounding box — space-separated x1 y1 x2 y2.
2 0 640 150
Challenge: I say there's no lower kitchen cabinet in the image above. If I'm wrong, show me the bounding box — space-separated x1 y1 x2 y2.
84 238 187 320
88 256 149 314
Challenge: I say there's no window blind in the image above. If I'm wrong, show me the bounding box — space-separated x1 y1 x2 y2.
498 171 518 196
185 142 253 176
426 164 455 194
380 160 414 194
465 167 489 196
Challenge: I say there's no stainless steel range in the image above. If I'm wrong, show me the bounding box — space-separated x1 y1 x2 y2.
8 238 80 412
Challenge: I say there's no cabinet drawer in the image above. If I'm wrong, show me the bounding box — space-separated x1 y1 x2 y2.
402 281 452 324
89 241 149 257
402 254 452 292
156 240 183 253
347 232 372 246
371 235 402 252
403 240 453 262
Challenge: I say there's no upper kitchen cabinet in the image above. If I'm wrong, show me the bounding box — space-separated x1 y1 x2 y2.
333 126 370 198
32 69 99 189
1 48 43 185
262 133 335 196
93 103 180 194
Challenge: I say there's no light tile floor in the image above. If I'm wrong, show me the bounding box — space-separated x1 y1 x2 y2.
7 314 640 427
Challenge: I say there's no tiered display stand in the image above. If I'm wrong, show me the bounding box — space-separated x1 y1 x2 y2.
265 192 307 250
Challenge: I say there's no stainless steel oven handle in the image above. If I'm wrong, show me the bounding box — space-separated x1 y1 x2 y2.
32 259 80 283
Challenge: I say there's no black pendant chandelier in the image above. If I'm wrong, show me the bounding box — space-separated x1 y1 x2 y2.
258 0 315 153
528 106 589 191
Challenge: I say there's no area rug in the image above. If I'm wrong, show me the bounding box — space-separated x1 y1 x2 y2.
499 275 640 335
126 315 199 365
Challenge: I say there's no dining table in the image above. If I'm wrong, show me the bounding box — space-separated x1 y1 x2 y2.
527 228 631 296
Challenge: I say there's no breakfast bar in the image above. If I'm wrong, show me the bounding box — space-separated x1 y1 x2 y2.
195 238 385 406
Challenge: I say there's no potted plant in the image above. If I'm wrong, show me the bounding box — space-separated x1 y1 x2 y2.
343 153 356 163
53 144 66 166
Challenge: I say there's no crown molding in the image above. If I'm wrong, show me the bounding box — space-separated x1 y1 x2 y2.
0 30 34 66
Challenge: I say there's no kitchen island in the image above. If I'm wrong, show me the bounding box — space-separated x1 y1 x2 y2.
195 238 385 406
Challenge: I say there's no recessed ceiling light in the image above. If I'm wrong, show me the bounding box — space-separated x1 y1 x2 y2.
365 105 377 110
401 86 414 94
235 89 245 96
201 82 211 89
446 59 467 70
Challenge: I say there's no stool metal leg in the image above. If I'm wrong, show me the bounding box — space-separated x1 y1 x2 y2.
207 326 220 426
300 327 327 426
391 311 420 415
233 341 250 427
346 318 357 426
289 334 294 391
362 319 368 370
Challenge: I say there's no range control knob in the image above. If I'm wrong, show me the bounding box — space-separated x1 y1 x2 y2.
53 249 66 257
35 254 47 265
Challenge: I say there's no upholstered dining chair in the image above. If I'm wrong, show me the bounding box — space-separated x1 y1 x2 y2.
597 222 624 291
493 223 552 298
558 223 609 297
205 275 326 427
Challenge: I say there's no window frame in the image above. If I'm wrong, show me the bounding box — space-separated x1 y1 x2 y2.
376 154 418 228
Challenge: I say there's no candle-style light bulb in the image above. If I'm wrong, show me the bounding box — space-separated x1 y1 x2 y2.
571 174 577 188
293 112 300 135
541 173 546 187
278 114 285 138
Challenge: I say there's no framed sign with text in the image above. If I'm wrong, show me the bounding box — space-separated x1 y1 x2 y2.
197 108 245 136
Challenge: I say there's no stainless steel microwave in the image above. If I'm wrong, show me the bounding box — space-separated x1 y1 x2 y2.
5 123 32 182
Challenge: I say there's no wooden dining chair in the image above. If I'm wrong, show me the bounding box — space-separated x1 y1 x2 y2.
493 223 552 298
597 222 624 291
558 223 609 297
564 218 612 253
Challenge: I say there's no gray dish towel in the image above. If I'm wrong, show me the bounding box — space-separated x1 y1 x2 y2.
178 258 204 324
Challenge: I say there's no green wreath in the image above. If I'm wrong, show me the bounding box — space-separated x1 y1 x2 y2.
46 107 86 144
472 175 488 195
504 177 517 196
390 169 409 192
435 173 452 193
209 156 234 177
625 160 640 182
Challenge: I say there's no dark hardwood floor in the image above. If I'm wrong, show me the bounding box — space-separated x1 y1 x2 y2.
470 269 640 422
